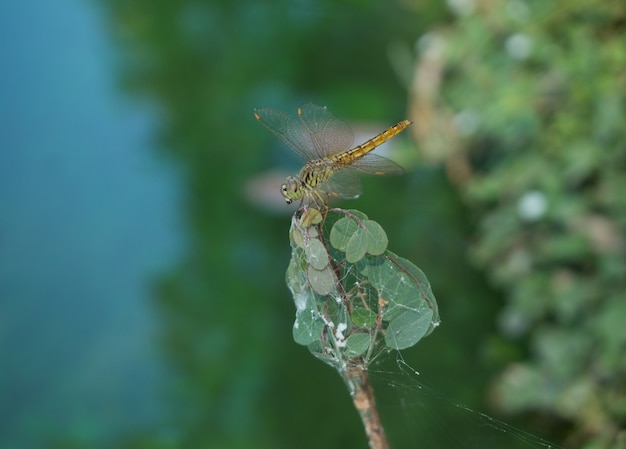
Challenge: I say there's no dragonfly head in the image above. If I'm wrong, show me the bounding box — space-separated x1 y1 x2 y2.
281 176 303 205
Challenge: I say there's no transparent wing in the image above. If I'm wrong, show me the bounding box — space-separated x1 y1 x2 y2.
254 107 321 161
320 154 403 200
296 103 355 159
319 169 362 200
349 153 405 176
254 103 355 162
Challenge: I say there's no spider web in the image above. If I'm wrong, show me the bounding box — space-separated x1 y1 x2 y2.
366 352 565 449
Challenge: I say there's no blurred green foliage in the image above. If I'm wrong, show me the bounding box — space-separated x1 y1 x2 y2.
412 1 626 448
90 0 626 448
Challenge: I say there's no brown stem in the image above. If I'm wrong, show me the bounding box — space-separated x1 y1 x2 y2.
343 362 390 449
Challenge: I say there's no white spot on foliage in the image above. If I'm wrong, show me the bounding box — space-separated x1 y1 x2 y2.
518 190 547 221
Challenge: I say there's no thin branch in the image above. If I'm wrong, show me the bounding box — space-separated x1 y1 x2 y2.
342 362 390 449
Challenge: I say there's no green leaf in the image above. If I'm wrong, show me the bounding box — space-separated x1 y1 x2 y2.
307 264 336 296
386 251 439 326
363 220 388 256
351 306 377 328
304 238 330 270
293 309 325 346
329 217 359 251
326 296 349 328
346 227 368 263
289 220 318 248
286 248 307 298
385 308 434 350
392 254 439 325
289 224 305 248
347 209 368 220
345 333 371 357
300 208 323 227
287 249 325 346
364 254 439 349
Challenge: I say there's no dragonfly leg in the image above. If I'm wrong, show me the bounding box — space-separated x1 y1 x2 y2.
312 190 331 217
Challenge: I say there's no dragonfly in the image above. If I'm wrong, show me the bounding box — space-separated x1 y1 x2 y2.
254 103 411 209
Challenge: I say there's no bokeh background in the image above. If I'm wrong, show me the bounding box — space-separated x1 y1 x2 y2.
1 0 624 448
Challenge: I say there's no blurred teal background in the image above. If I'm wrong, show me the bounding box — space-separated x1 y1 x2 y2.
2 0 624 448
0 0 183 446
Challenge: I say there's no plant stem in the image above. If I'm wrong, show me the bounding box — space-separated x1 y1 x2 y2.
342 362 390 449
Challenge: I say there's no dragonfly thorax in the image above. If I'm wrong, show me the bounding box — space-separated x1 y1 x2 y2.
282 159 336 205
300 160 334 188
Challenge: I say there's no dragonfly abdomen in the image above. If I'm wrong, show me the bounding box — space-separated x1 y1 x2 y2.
333 119 411 167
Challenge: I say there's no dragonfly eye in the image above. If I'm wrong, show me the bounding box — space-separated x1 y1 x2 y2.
281 177 302 204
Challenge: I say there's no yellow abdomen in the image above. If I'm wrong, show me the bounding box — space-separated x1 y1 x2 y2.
332 120 411 168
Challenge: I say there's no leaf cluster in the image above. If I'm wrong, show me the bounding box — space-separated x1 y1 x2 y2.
286 209 439 372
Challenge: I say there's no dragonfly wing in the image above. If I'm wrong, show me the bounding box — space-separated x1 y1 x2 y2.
297 103 355 159
254 107 322 161
322 169 362 200
349 153 405 176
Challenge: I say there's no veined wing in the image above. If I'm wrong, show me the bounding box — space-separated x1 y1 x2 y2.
349 153 405 176
319 169 362 200
321 154 403 199
254 103 355 162
296 103 355 159
254 107 321 162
